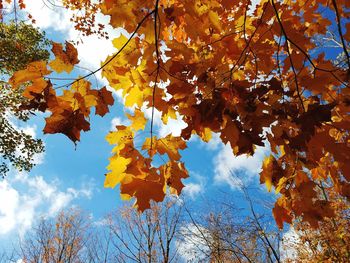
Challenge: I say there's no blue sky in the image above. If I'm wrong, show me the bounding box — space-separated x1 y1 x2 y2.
0 0 276 256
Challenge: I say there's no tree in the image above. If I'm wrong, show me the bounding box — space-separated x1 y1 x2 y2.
181 186 281 263
106 198 183 263
19 209 91 263
0 21 50 75
3 0 350 227
282 186 350 262
0 19 49 177
15 199 183 263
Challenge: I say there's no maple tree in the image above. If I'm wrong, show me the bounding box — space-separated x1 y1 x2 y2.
0 20 49 177
2 0 350 229
282 186 350 262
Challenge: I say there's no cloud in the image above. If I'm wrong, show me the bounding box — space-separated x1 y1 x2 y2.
110 116 129 130
24 1 122 86
0 181 19 236
67 14 123 69
0 173 94 237
143 108 187 137
213 142 270 189
24 1 72 32
190 132 222 151
176 223 211 262
182 172 206 200
183 183 203 199
280 227 303 261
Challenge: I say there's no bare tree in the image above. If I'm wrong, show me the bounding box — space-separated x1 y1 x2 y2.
106 197 183 263
179 173 281 263
84 220 114 263
19 208 91 263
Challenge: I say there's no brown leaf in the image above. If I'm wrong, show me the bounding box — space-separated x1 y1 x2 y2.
95 87 114 116
49 41 79 73
44 109 90 143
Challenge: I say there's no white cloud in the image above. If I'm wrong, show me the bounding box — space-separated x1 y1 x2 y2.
110 116 129 130
176 223 211 262
182 172 206 200
183 183 202 199
280 227 302 261
24 1 122 86
24 1 72 33
158 115 187 137
213 142 270 189
143 108 187 137
67 14 122 70
190 132 222 151
0 173 94 237
0 181 19 235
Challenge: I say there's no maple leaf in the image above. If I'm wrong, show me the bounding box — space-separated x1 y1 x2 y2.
44 109 90 143
21 78 57 112
259 156 283 192
126 109 147 131
273 197 293 229
162 161 189 195
105 156 132 188
22 78 50 100
95 87 114 116
106 125 134 152
121 177 165 212
9 61 51 88
220 115 239 147
49 41 79 73
143 135 187 161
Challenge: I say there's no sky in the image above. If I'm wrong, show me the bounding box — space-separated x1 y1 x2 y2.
0 0 280 258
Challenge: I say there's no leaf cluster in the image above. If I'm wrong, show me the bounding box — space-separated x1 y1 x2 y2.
0 21 49 177
0 21 50 75
4 0 350 228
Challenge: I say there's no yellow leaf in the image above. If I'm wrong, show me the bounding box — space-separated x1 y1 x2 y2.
143 135 187 161
199 127 212 142
112 34 128 50
208 10 221 31
126 109 147 131
125 86 144 108
49 59 73 74
106 125 134 153
260 156 274 192
275 177 288 194
120 193 132 201
105 156 132 188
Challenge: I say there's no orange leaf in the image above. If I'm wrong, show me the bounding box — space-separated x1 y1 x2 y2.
49 41 79 73
273 198 292 229
10 61 51 88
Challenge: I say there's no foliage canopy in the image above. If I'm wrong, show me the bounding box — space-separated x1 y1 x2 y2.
0 20 49 177
2 0 350 228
